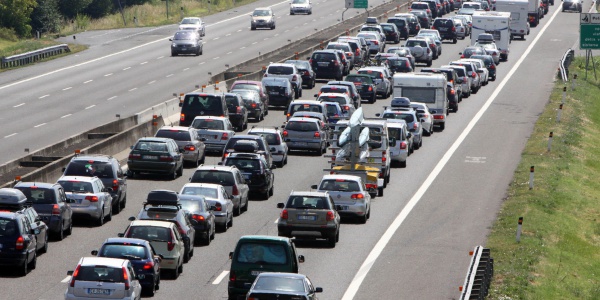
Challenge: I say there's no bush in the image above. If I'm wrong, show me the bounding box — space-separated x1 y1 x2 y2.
0 27 19 41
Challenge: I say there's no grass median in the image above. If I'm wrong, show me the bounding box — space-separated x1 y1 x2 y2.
487 57 600 299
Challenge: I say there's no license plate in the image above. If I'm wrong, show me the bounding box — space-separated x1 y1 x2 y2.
318 62 329 67
295 142 308 146
251 270 264 276
367 157 375 163
88 288 110 295
181 47 187 50
244 174 251 180
297 215 316 221
143 155 158 160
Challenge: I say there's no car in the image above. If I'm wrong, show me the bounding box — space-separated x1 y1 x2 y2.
91 238 162 296
338 36 369 65
462 1 483 9
134 190 196 261
344 74 377 104
386 56 414 73
62 154 127 214
420 67 463 103
285 100 327 121
317 93 355 118
451 18 468 40
410 1 434 19
325 42 356 70
453 14 472 31
403 38 433 66
120 220 185 278
14 182 74 240
415 32 442 59
291 111 328 127
471 54 497 81
449 60 481 93
189 165 250 216
250 7 275 30
395 13 422 34
264 63 303 98
247 126 289 167
190 116 235 154
0 188 48 255
178 17 205 36
0 207 39 275
230 80 268 107
223 152 275 199
179 183 234 232
431 18 457 43
224 93 248 131
316 84 351 99
312 174 372 223
366 16 379 25
247 273 323 300
380 23 402 44
276 191 340 247
179 92 229 126
126 137 184 179
360 24 387 43
378 107 424 150
474 42 501 64
169 30 202 56
456 7 477 15
408 10 432 29
56 176 113 226
356 31 385 54
321 101 345 124
562 0 582 12
446 81 460 112
285 59 316 89
262 77 294 108
232 89 266 121
290 0 312 14
222 134 274 168
421 0 442 17
373 52 399 67
178 194 216 246
357 66 393 98
65 257 143 300
308 50 344 80
410 101 435 135
325 81 361 108
461 58 489 86
386 119 413 167
329 49 351 75
386 17 411 39
442 64 472 98
283 117 328 155
155 125 206 167
386 46 416 69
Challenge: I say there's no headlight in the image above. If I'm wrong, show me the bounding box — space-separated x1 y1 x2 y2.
172 43 177 47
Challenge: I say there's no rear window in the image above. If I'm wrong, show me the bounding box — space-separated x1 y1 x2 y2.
0 219 19 237
326 44 350 51
434 19 454 27
225 158 261 171
346 75 373 84
325 105 340 116
14 187 56 204
388 128 402 140
134 141 169 152
180 199 206 212
191 119 225 130
320 86 348 94
232 84 260 93
357 70 383 79
99 244 147 259
191 170 235 185
286 121 318 131
234 90 259 101
64 160 113 178
75 266 124 282
182 95 223 113
405 40 426 47
381 24 395 32
156 130 191 141
225 95 240 107
383 112 415 123
181 186 218 199
411 3 429 9
263 80 288 87
226 137 265 151
388 19 406 26
236 242 288 265
267 66 293 75
450 67 466 77
57 181 93 193
318 179 360 192
290 104 323 114
311 53 336 61
127 226 172 241
319 96 346 105
249 132 280 146
286 196 329 209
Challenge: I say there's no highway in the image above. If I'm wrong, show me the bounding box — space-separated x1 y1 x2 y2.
0 0 588 299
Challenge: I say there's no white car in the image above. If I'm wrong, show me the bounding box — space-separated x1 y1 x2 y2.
190 116 235 154
461 58 489 86
386 119 412 168
410 102 434 136
290 0 312 15
247 126 289 167
65 257 143 300
178 17 205 36
312 174 371 223
474 42 501 65
316 93 355 118
179 183 234 231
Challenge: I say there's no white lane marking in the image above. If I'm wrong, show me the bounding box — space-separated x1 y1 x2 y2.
39 95 49 99
183 68 190 71
226 33 232 36
157 56 164 59
123 67 131 70
140 61 148 65
264 38 269 40
303 23 308 25
4 133 17 138
85 105 96 109
213 37 220 40
252 41 257 45
148 80 156 84
61 114 72 118
61 276 71 283
129 88 138 92
240 46 246 50
237 29 242 32
104 73 113 77
200 62 206 65
274 33 279 37
84 80 93 84
13 103 25 108
62 87 72 91
213 57 220 60
166 74 174 77
107 96 117 101
285 29 290 32
212 271 230 285
34 123 46 128
0 0 292 92
227 52 232 55
341 6 563 300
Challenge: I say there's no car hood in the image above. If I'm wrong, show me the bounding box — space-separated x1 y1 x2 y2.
252 16 272 21
291 3 310 8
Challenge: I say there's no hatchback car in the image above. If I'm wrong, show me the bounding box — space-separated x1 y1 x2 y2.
357 67 392 98
155 126 206 167
190 165 249 216
312 175 371 223
56 176 113 226
431 18 457 43
290 0 312 14
264 63 302 98
92 238 161 296
250 7 275 30
562 0 582 12
179 93 229 126
471 54 497 81
247 126 288 167
179 183 234 231
403 38 433 66
380 23 402 43
386 46 416 68
231 89 266 121
285 59 316 89
224 93 248 131
344 74 377 103
190 116 235 153
247 272 323 300
230 80 268 106
309 50 343 80
410 101 435 136
0 188 49 255
409 10 432 29
222 134 274 168
223 152 275 199
386 56 414 73
386 17 410 39
386 119 413 168
170 30 202 56
460 45 486 59
325 80 362 108
178 194 216 245
378 108 424 149
317 93 355 118
126 137 184 179
0 209 39 275
283 117 328 155
65 257 143 300
276 191 340 247
285 100 327 121
356 32 385 55
262 77 294 108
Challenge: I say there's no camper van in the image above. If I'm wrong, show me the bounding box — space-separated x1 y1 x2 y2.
494 0 530 40
392 73 448 130
471 11 511 61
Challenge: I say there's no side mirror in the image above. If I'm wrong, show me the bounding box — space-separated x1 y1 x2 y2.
316 287 323 293
62 167 66 172
229 251 233 259
169 38 172 41
130 145 134 150
155 254 164 261
459 52 462 55
104 187 113 193
128 216 136 221
179 102 183 107
281 124 286 128
306 57 311 60
91 250 98 255
375 113 381 117
277 203 285 208
298 255 305 263
217 162 223 165
311 184 318 189
117 233 125 237
313 93 318 97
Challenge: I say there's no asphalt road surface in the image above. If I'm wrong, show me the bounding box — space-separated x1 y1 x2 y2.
0 0 587 299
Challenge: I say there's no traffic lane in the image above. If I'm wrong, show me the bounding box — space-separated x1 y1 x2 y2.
353 5 572 299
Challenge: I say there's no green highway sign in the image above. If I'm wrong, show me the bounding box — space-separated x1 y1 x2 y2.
580 13 600 50
354 0 368 8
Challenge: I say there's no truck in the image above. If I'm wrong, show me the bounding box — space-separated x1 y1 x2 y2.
527 0 543 27
392 72 448 130
471 11 511 61
494 0 530 40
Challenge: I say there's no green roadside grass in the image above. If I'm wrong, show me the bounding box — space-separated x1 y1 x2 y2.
487 57 600 299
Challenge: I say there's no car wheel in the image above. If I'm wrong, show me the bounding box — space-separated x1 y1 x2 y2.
56 223 65 241
369 95 376 104
378 187 384 197
234 204 241 216
19 254 29 276
97 209 104 227
172 263 180 279
269 186 274 197
112 200 120 215
251 26 256 31
290 11 294 15
145 281 156 297
29 251 37 269
453 37 457 44
183 245 190 263
243 198 249 212
106 205 113 221
120 194 126 209
228 214 233 228
439 123 445 131
327 233 337 248
426 60 432 67
127 169 134 178
400 160 407 168
176 164 183 177
171 51 177 56
40 234 48 253
359 212 368 224
204 231 211 246
65 220 73 236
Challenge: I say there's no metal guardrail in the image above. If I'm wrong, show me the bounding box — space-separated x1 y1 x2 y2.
1 44 70 69
460 246 494 300
559 48 575 82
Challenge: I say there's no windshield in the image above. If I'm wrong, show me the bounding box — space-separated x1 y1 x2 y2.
319 179 360 191
253 276 306 293
173 31 196 40
181 186 218 199
286 121 318 131
191 170 235 185
99 244 147 260
253 9 270 16
57 181 93 193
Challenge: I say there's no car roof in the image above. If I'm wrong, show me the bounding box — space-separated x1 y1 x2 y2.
103 237 150 246
192 116 229 121
230 134 263 140
130 220 176 228
70 154 113 162
182 182 223 189
255 272 307 279
288 117 320 123
238 235 290 243
14 182 58 189
249 126 279 133
319 93 351 99
0 211 18 219
58 176 98 182
158 125 191 132
290 100 322 105
321 84 349 90
386 120 408 128
80 257 128 268
321 174 362 181
227 152 262 159
268 63 294 67
136 137 173 143
195 164 238 172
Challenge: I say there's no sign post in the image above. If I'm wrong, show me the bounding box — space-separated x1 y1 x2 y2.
580 13 599 79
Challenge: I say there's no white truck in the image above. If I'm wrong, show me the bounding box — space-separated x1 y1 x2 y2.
471 11 511 61
392 73 448 130
527 0 543 27
494 0 530 40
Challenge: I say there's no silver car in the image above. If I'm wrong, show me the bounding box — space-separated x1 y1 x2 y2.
357 66 392 98
452 18 467 39
404 38 433 66
155 125 206 167
179 183 234 231
379 108 424 150
283 117 328 155
474 42 501 65
178 17 206 36
386 119 412 167
290 0 312 14
189 165 249 216
190 116 235 154
247 126 289 167
410 101 435 136
56 176 112 226
250 7 275 30
312 174 371 223
356 32 385 55
449 60 481 94
442 64 472 98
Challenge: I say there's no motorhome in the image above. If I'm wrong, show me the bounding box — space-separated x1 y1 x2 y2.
494 0 530 40
471 11 511 61
392 73 448 130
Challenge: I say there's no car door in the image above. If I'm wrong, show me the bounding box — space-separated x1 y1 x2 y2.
25 209 46 251
20 217 37 254
58 187 73 228
127 263 142 296
96 180 111 215
235 171 250 205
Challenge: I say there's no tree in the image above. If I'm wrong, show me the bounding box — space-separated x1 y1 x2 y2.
85 0 114 18
31 0 62 34
58 0 92 18
0 0 38 37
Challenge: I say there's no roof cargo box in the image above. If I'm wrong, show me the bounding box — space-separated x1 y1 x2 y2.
145 190 180 206
0 188 28 208
233 140 260 153
391 97 411 108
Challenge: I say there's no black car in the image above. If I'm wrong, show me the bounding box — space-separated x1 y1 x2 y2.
344 74 377 104
386 57 414 73
224 93 249 132
471 54 497 81
178 195 216 245
309 50 343 80
127 137 184 179
562 0 581 12
135 190 196 262
170 30 203 56
62 154 127 214
432 18 457 43
223 152 275 199
222 135 273 168
92 237 162 296
237 89 266 121
421 0 440 18
447 82 459 112
14 182 74 240
285 59 316 89
380 23 401 44
179 93 229 127
409 11 431 29
386 17 410 39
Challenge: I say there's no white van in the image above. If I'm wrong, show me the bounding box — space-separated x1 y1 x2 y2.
392 73 448 130
471 11 511 61
494 0 530 40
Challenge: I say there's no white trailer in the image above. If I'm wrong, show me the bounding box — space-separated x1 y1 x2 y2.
392 73 448 130
471 11 511 61
494 0 530 40
527 0 543 27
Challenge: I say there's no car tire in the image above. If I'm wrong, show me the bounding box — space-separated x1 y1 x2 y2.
400 160 407 168
243 198 249 212
204 232 211 246
106 205 113 221
18 254 29 276
453 37 457 44
233 204 241 216
378 187 384 197
127 169 134 178
183 245 190 263
439 123 445 131
65 220 73 236
176 164 183 177
426 60 432 67
268 186 274 197
29 251 37 270
112 200 120 215
327 233 337 248
171 51 177 56
97 209 104 227
359 212 368 224
172 263 181 279
145 281 156 297
56 223 65 241
228 214 233 228
369 95 376 104
251 26 256 31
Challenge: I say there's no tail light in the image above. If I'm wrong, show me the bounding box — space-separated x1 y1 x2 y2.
304 71 310 76
431 26 436 30
280 209 288 220
251 103 257 108
436 3 440 7
192 214 205 221
184 145 196 151
463 76 468 83
379 172 383 178
52 204 60 216
85 195 98 202
232 185 239 196
460 54 465 58
292 75 298 81
167 231 175 251
283 130 288 137
351 193 365 199
451 27 456 32
379 73 384 79
427 9 431 13
334 60 339 66
180 113 185 121
429 43 435 49
406 61 410 68
143 261 154 270
409 8 412 11
128 153 141 159
222 152 230 160
236 106 242 114
346 52 353 57
314 132 321 138
434 115 445 120
309 59 313 64
159 155 174 162
276 134 281 144
343 105 349 111
122 267 130 290
400 141 407 149
416 24 420 30
215 203 222 211
16 236 24 250
365 183 377 189
112 179 119 191
326 211 335 221
492 52 497 56
490 64 496 69
229 271 236 282
368 86 373 91
471 72 476 78
382 150 387 162
372 40 379 45
427 48 431 54
70 264 81 287
356 49 360 56
221 132 229 140
450 89 455 95
177 225 186 235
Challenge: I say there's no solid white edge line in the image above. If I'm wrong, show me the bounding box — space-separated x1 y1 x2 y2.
341 6 563 300
4 133 17 138
212 270 230 285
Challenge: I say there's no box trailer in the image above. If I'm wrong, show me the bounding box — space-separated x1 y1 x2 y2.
494 0 530 39
471 11 511 61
